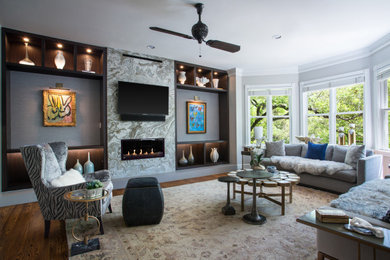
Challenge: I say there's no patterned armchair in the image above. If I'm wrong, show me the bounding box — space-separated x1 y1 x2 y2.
20 142 113 238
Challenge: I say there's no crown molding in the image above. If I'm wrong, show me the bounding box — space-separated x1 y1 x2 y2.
242 66 298 77
299 32 390 73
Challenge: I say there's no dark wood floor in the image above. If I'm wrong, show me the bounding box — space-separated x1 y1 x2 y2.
0 173 226 260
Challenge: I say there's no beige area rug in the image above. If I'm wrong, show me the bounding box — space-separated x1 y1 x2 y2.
66 180 337 260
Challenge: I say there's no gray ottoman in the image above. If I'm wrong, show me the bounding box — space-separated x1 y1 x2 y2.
122 177 164 226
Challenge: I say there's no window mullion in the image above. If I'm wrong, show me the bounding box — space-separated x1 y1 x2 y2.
267 96 273 141
329 88 336 144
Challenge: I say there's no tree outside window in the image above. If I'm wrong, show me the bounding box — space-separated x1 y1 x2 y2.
305 83 364 144
249 95 290 144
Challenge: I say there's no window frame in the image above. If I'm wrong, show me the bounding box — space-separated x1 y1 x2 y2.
245 84 294 145
300 70 369 145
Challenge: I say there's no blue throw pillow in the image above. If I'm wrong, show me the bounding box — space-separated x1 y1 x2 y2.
305 142 328 160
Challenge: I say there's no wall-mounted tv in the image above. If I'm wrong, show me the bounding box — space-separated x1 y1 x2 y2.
118 81 169 121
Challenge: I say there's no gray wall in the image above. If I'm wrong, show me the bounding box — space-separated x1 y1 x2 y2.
107 48 176 178
8 71 101 148
176 89 219 142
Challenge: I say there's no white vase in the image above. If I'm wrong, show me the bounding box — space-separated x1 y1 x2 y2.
179 150 188 165
83 152 95 174
178 71 186 84
212 78 219 88
188 146 194 164
84 58 93 72
54 50 66 69
210 148 219 163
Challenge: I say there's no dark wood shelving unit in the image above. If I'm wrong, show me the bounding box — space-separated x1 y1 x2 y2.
174 61 230 170
1 28 108 191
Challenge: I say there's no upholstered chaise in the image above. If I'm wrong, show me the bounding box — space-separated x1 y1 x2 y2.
20 142 113 238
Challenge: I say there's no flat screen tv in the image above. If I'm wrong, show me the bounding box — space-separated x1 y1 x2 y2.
118 81 169 121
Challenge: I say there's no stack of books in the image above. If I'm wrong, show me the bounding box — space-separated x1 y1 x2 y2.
316 207 349 223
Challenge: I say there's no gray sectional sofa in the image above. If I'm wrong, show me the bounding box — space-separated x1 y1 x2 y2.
262 144 382 193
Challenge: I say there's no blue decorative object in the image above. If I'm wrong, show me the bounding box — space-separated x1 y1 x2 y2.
83 152 95 174
73 159 83 174
267 166 277 173
305 142 328 160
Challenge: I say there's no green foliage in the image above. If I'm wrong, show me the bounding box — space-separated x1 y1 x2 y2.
307 84 364 144
250 149 263 166
336 84 364 112
307 89 329 114
86 180 103 190
249 95 290 144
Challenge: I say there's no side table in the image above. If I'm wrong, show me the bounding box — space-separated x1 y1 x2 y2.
218 176 239 215
64 189 108 256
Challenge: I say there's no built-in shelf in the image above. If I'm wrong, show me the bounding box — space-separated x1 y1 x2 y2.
6 63 104 79
175 60 230 170
176 84 227 93
2 27 108 191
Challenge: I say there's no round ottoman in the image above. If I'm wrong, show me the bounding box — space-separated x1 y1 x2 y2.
122 177 164 226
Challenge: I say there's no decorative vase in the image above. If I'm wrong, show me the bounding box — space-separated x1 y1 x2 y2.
179 150 188 165
73 159 83 174
84 58 93 72
252 165 266 171
210 148 219 163
83 152 95 174
19 42 35 66
188 146 194 164
212 78 219 88
178 71 186 84
54 50 66 69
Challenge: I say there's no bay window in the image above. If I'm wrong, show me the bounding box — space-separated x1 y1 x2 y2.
301 71 366 145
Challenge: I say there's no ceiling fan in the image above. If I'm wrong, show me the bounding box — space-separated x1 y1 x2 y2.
150 3 240 56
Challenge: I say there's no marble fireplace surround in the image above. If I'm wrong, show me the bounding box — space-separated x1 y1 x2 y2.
107 48 235 187
107 48 176 179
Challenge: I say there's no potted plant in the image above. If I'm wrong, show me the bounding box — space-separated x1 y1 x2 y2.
86 180 103 199
250 148 265 170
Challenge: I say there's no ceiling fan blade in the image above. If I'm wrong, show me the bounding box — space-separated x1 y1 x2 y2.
149 27 194 40
206 40 240 53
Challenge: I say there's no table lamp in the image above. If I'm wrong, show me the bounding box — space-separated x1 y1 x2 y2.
254 126 264 146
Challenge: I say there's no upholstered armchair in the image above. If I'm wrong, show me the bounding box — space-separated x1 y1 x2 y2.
20 142 113 238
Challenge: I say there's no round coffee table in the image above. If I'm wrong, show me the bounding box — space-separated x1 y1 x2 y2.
237 169 273 225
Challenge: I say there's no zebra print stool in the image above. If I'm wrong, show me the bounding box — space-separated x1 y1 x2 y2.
122 177 164 226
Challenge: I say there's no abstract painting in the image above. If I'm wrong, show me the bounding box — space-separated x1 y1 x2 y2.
186 101 206 134
43 89 76 126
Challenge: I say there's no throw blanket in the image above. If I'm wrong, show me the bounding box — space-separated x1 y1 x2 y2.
331 179 390 222
270 156 353 175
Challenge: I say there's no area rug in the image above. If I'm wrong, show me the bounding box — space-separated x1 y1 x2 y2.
66 180 337 259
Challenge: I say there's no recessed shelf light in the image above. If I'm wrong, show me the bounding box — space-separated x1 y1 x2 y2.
86 48 92 53
198 69 202 72
272 34 282 40
57 43 63 48
214 72 218 75
179 65 184 69
23 37 30 42
147 45 155 49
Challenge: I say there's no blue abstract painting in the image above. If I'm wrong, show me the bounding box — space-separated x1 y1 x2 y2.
187 101 206 133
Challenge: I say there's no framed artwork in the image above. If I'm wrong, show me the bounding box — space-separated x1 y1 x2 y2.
186 101 206 134
43 89 76 126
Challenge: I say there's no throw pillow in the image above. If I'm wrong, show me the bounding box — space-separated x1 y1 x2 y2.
305 142 328 160
285 144 302 157
42 144 62 185
345 145 366 169
51 169 86 187
265 140 285 157
332 145 348 162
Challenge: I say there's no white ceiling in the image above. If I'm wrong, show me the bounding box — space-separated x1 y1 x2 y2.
1 0 390 74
